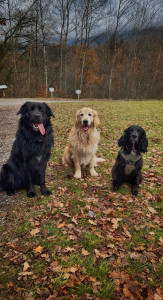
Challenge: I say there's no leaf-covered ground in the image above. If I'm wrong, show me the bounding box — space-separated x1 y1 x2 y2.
0 100 162 300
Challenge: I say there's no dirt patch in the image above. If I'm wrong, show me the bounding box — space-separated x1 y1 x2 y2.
0 106 19 164
0 105 20 215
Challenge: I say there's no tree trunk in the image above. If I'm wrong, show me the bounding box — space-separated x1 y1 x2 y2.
108 0 122 99
7 0 18 96
40 0 48 97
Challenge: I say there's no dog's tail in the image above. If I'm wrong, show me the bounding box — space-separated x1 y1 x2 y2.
95 156 105 166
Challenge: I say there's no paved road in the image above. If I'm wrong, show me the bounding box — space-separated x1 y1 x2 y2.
0 98 87 106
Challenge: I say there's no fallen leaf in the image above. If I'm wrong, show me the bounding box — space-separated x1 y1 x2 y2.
6 281 14 287
71 217 78 225
23 262 30 272
69 235 77 240
147 206 157 214
50 261 58 270
159 237 163 245
66 274 80 287
61 213 71 217
111 218 119 229
64 246 76 252
63 273 70 279
30 227 40 236
57 222 65 228
129 252 140 259
95 249 109 258
18 271 33 276
66 267 78 273
154 294 162 300
81 248 90 256
123 225 131 238
88 219 97 225
51 266 62 273
123 285 133 298
33 245 43 253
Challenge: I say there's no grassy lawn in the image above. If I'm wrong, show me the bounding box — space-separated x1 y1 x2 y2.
0 100 162 299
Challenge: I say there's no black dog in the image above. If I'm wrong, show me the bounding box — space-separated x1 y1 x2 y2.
0 102 54 197
112 125 148 195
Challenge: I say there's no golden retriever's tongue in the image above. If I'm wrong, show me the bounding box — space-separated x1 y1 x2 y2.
38 123 45 135
83 126 89 131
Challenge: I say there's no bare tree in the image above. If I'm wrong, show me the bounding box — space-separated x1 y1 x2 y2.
73 0 108 94
39 0 48 97
108 0 135 99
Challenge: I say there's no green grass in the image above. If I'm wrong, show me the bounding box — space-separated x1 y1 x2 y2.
0 100 162 299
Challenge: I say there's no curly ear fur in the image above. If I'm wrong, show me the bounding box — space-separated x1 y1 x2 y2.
138 130 148 153
118 128 129 147
93 110 100 127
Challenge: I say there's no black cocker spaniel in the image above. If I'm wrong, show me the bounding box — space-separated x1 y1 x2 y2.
112 125 148 195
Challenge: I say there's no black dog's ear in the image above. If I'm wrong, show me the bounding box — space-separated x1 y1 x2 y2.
16 102 30 115
43 103 55 118
139 129 148 153
118 128 129 147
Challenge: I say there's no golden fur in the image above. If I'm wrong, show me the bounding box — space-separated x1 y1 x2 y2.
62 107 104 178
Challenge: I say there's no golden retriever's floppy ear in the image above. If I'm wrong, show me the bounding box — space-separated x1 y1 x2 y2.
75 109 81 126
93 109 100 127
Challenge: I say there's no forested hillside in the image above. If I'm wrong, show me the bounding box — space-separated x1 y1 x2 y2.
0 0 162 99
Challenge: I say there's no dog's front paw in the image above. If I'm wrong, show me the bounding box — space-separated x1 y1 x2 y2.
41 189 52 196
113 186 118 192
131 185 138 195
74 171 81 179
7 189 15 196
27 191 36 198
90 170 98 177
131 189 138 196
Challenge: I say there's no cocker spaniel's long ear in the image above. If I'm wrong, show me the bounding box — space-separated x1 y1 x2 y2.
16 102 31 115
138 129 148 153
118 128 129 147
93 110 100 127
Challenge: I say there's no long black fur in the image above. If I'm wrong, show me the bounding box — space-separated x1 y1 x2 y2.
112 125 148 195
0 102 54 197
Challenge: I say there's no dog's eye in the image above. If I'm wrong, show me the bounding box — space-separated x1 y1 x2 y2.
30 106 35 111
88 113 92 116
38 106 43 112
80 113 84 117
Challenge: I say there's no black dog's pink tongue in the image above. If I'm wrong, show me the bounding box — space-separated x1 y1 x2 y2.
38 123 45 135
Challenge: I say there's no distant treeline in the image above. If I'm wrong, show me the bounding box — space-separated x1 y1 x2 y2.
0 0 162 99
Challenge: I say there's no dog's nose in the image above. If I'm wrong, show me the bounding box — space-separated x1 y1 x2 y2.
131 134 137 139
34 112 41 121
34 113 40 118
83 120 88 126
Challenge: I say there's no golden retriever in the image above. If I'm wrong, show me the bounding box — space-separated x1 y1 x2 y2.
62 107 104 178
